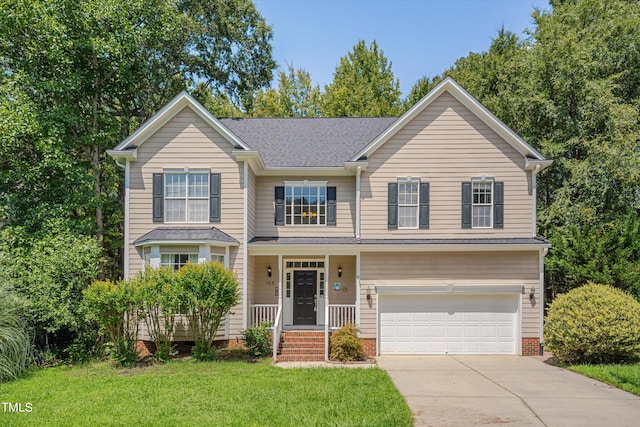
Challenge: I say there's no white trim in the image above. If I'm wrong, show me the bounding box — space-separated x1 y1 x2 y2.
134 239 239 248
242 161 249 331
283 180 328 187
351 77 547 162
324 254 330 361
375 284 524 295
163 171 210 224
112 92 250 152
124 159 131 278
517 294 523 355
150 245 160 268
375 290 380 356
355 252 361 327
248 242 548 256
198 244 211 264
355 166 361 239
471 180 494 229
540 247 548 349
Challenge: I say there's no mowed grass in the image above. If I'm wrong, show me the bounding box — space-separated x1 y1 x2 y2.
569 363 640 396
0 359 412 427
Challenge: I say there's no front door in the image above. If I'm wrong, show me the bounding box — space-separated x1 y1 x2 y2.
293 270 316 325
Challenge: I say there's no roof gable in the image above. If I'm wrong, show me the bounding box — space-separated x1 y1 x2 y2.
350 77 546 162
112 92 250 152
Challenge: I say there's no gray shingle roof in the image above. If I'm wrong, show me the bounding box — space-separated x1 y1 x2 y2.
134 227 239 246
220 117 397 167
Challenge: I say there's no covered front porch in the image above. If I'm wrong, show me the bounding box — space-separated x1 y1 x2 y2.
247 253 360 360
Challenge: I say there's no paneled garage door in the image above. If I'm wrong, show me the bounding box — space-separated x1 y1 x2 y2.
379 294 518 354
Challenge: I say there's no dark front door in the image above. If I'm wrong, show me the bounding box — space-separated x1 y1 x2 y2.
294 270 316 325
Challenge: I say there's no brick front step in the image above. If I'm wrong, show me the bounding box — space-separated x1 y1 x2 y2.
277 331 326 361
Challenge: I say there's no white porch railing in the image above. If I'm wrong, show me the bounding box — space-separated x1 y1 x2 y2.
250 304 278 327
328 304 357 330
272 306 283 360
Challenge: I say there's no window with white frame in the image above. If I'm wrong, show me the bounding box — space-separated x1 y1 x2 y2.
398 179 419 229
285 185 326 225
211 254 225 265
165 172 209 222
160 253 198 270
472 181 493 228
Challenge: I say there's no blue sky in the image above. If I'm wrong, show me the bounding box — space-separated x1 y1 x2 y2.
253 0 551 97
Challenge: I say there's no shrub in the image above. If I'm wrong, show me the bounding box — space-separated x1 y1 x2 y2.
0 285 32 381
330 323 365 362
173 262 240 361
134 267 179 362
243 322 272 357
545 283 640 364
83 279 140 367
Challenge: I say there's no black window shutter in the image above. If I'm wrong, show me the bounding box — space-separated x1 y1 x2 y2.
388 183 398 229
275 186 285 225
461 182 472 229
419 182 430 229
326 186 337 226
152 173 164 223
493 182 504 229
210 173 221 222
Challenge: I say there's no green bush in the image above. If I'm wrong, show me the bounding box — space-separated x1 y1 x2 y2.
83 279 140 367
545 283 640 364
0 285 32 381
330 323 365 362
243 322 272 357
173 262 240 361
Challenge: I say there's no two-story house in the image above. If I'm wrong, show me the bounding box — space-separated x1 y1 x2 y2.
108 78 551 361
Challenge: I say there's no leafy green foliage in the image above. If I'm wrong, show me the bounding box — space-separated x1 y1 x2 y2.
0 285 32 382
133 267 179 362
252 65 322 117
173 263 240 361
323 40 401 117
330 323 365 362
545 284 640 364
242 321 272 357
83 279 140 367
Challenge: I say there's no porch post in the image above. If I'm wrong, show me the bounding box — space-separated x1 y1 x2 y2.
355 252 361 327
325 254 330 361
278 254 283 312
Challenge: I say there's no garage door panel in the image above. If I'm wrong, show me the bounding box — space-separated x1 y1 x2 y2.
379 293 518 355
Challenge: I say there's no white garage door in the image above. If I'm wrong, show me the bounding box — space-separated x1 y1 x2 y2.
379 294 518 354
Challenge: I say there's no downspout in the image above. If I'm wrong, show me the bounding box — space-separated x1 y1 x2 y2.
113 158 130 279
540 247 548 354
355 165 362 240
531 164 541 238
242 161 249 331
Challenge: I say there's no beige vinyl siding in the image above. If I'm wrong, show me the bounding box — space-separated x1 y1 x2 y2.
247 166 257 240
128 105 245 337
254 176 356 237
361 92 532 238
252 256 278 305
358 251 540 339
326 255 356 305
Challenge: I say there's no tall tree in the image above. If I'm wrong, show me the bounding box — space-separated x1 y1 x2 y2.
252 65 322 117
322 40 401 117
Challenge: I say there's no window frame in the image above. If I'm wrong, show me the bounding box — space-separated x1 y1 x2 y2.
471 179 494 229
160 253 199 270
397 178 420 230
163 170 210 224
283 181 328 226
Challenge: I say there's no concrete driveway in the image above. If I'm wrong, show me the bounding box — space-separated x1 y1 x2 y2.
376 355 640 427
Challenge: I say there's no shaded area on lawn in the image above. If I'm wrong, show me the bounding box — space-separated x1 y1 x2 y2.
0 359 412 427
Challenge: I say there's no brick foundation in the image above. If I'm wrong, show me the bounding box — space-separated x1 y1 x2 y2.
522 337 541 356
136 339 247 358
362 338 377 357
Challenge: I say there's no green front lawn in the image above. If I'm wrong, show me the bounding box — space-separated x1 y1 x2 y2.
569 363 640 396
0 359 412 427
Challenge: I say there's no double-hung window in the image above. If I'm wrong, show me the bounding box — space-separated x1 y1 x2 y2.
398 179 420 229
165 172 209 223
285 184 326 225
472 180 493 228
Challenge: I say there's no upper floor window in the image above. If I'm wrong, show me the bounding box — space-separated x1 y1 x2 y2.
472 181 493 228
461 179 503 229
165 172 209 223
285 185 326 225
398 179 420 229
